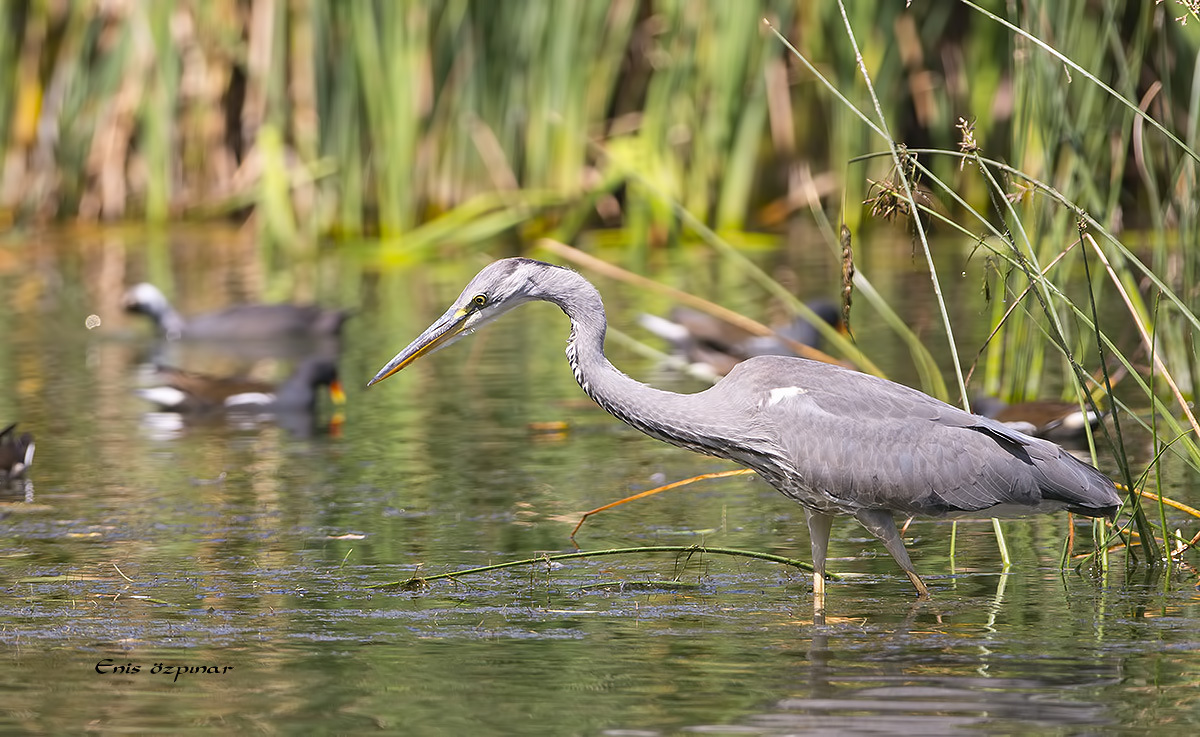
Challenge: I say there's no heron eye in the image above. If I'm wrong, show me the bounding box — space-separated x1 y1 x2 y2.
472 294 487 308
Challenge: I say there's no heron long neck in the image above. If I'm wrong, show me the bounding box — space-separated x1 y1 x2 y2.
544 271 736 459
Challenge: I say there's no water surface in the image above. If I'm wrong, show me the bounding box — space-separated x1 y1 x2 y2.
0 227 1196 734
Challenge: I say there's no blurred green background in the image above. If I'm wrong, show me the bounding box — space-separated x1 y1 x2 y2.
0 0 1194 248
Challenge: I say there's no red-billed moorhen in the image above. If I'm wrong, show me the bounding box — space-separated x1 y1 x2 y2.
973 396 1106 444
137 356 345 415
0 423 35 482
639 300 844 377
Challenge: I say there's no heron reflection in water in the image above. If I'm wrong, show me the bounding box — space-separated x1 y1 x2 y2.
369 258 1121 619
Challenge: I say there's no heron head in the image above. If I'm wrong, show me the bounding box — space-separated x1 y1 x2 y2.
367 258 559 387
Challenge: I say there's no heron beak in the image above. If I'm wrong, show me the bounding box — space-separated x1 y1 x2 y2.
367 306 472 387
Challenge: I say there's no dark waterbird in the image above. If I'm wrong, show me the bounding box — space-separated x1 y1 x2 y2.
368 258 1121 619
137 356 345 415
640 301 843 377
0 423 35 482
123 283 352 342
973 396 1106 444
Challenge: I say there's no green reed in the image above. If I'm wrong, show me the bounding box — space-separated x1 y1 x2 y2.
791 0 1200 566
0 0 801 239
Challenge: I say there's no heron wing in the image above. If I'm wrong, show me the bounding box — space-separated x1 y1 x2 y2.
722 357 1118 517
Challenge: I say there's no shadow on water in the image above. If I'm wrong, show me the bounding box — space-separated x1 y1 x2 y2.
0 227 1197 734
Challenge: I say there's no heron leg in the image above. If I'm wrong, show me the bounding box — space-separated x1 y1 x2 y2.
854 508 930 598
805 509 834 624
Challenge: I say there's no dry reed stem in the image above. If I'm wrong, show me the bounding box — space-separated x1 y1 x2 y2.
570 469 755 538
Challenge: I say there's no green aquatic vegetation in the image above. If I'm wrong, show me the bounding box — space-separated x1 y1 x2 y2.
773 0 1200 570
366 544 824 592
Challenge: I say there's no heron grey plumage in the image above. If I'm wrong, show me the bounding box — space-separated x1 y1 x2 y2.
368 258 1122 618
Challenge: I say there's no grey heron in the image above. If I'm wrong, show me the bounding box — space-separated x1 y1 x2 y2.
368 258 1121 618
